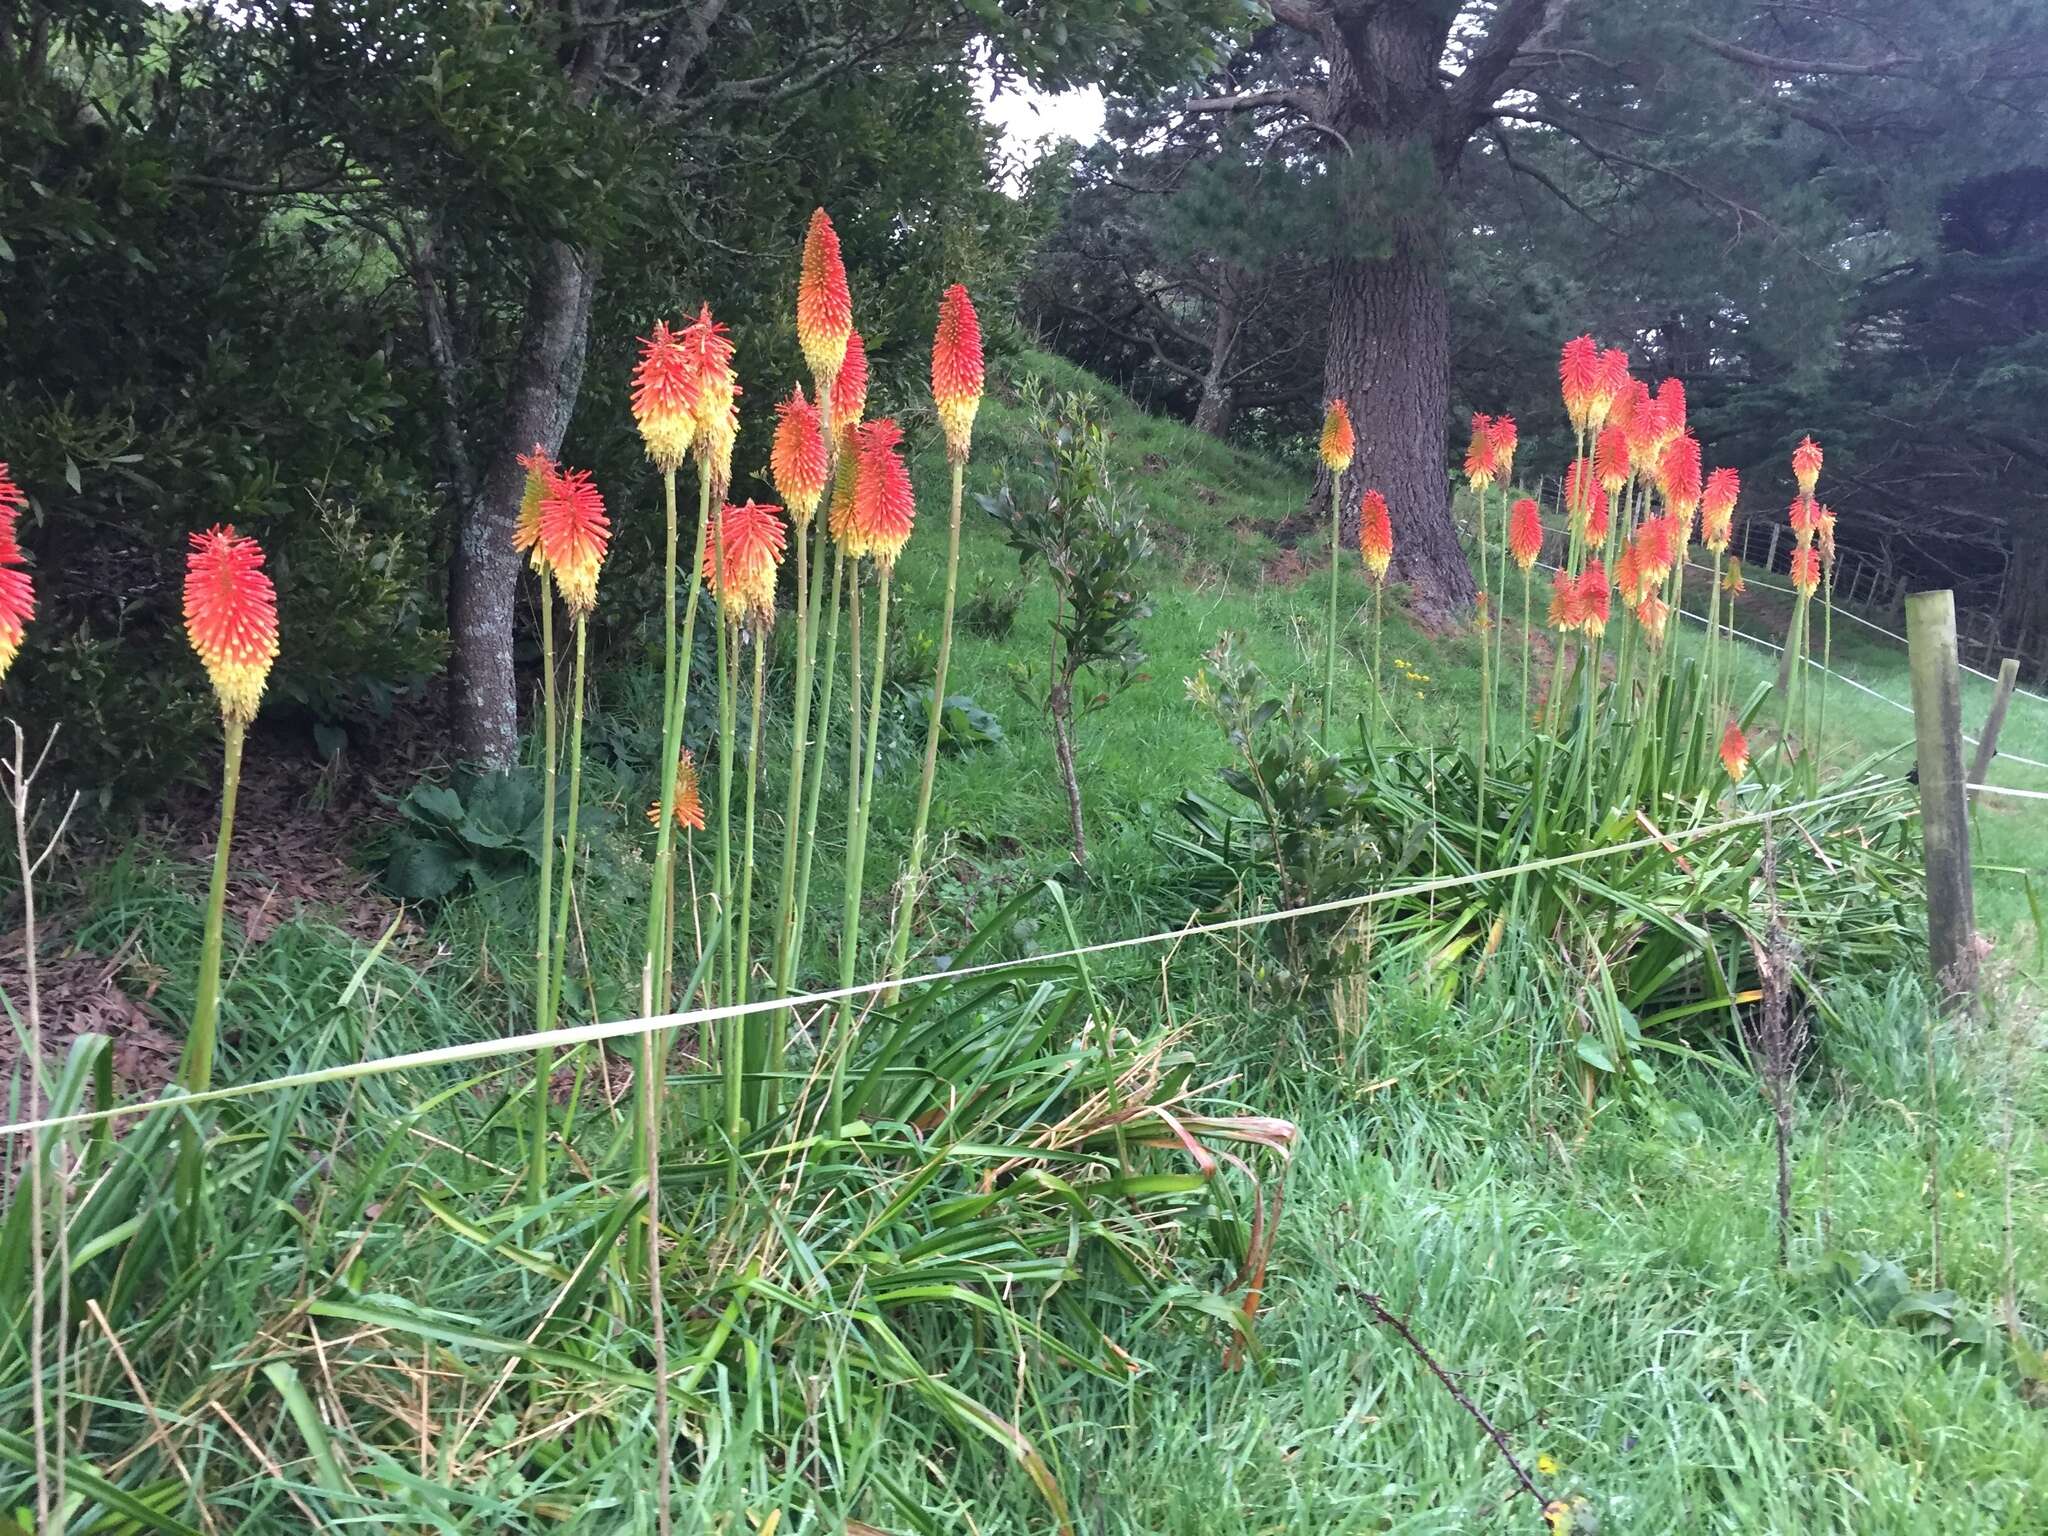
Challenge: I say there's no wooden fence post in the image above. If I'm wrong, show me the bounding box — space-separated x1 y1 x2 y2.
1906 590 1978 1010
1966 657 2022 805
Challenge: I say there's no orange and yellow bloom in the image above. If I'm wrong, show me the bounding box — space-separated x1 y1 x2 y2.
1722 558 1747 596
0 464 33 682
1700 466 1739 551
631 320 699 472
1508 496 1543 571
538 465 611 614
1590 347 1630 430
1719 719 1750 782
1595 425 1631 495
1577 558 1611 637
1358 489 1393 582
184 525 279 722
1560 335 1599 432
1792 435 1823 498
1462 413 1493 491
1489 414 1518 479
1789 545 1822 597
513 444 556 568
798 208 855 403
1635 592 1670 648
648 747 707 832
680 304 739 498
1322 399 1357 474
831 328 869 441
931 284 985 465
772 387 830 527
842 419 916 568
1548 568 1585 632
704 499 787 625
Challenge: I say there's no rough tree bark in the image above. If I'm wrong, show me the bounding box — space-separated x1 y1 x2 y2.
1191 0 1562 618
1192 263 1244 438
445 241 598 768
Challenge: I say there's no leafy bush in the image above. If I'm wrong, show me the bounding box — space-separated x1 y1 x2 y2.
379 770 549 902
961 571 1026 638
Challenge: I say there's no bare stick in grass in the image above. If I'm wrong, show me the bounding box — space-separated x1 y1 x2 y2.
1744 827 1809 1269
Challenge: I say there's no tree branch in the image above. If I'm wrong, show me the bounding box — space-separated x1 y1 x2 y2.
1682 25 1922 79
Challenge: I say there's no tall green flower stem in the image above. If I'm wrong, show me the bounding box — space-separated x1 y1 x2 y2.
1818 562 1835 752
761 518 817 1124
887 462 965 996
176 713 246 1233
793 546 844 984
1322 467 1346 738
1475 593 1492 861
1518 566 1534 741
735 637 766 1108
828 561 866 1137
1368 579 1386 742
639 470 713 1166
526 574 559 1202
532 618 589 1204
1780 590 1811 782
714 602 735 997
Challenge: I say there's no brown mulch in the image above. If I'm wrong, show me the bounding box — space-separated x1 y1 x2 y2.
1262 547 1317 587
1 705 441 1094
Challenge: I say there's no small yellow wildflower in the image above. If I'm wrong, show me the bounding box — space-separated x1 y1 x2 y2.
1537 1453 1561 1478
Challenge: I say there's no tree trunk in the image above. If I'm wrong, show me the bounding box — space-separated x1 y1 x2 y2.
1314 225 1473 620
1048 684 1086 866
1192 264 1243 438
448 240 598 768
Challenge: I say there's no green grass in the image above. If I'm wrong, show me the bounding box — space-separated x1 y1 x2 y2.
5 349 2045 1533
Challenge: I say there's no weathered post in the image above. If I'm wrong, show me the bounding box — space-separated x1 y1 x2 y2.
1966 658 2022 806
1906 590 1977 1010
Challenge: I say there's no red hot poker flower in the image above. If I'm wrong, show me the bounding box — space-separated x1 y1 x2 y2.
798 208 855 397
1564 458 1607 538
1462 412 1494 491
1635 592 1670 649
1595 424 1631 494
772 387 830 528
513 444 557 568
1508 496 1543 572
631 320 699 472
1791 435 1823 497
1590 347 1630 430
680 304 740 497
704 499 787 625
648 747 706 832
538 465 610 614
1719 719 1750 782
1789 545 1822 598
1622 379 1661 465
1615 541 1645 607
1577 558 1611 637
1488 413 1518 479
845 419 916 568
1548 568 1585 632
0 463 31 682
830 328 869 441
931 284 985 464
1700 466 1740 551
1358 489 1394 583
1560 335 1599 432
1658 430 1703 522
1721 557 1747 596
1321 399 1357 474
185 526 279 723
1636 513 1676 587
1653 378 1686 446
1788 494 1821 544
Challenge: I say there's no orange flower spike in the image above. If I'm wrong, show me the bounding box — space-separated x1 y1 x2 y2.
1615 541 1643 607
1358 489 1394 583
704 499 787 625
1488 413 1518 480
1321 399 1357 474
1547 567 1584 632
184 526 279 723
1788 494 1821 544
771 386 830 528
1622 379 1661 464
648 747 707 832
1590 347 1630 430
798 208 854 397
1789 545 1822 598
1577 558 1611 638
1507 496 1543 572
827 449 860 549
538 466 610 614
680 304 740 498
0 464 33 683
1559 335 1599 432
1792 435 1823 498
1700 466 1740 552
1722 557 1747 597
631 320 699 472
1637 513 1675 587
1719 718 1751 783
1659 431 1703 526
1635 592 1670 648
847 419 916 569
830 328 869 441
1564 457 1605 536
1653 378 1686 448
1595 425 1631 495
513 444 557 568
1461 412 1494 491
1817 504 1837 567
931 284 985 465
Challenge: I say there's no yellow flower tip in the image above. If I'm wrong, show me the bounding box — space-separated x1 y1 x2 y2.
1536 1454 1561 1479
631 320 700 472
184 526 279 724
